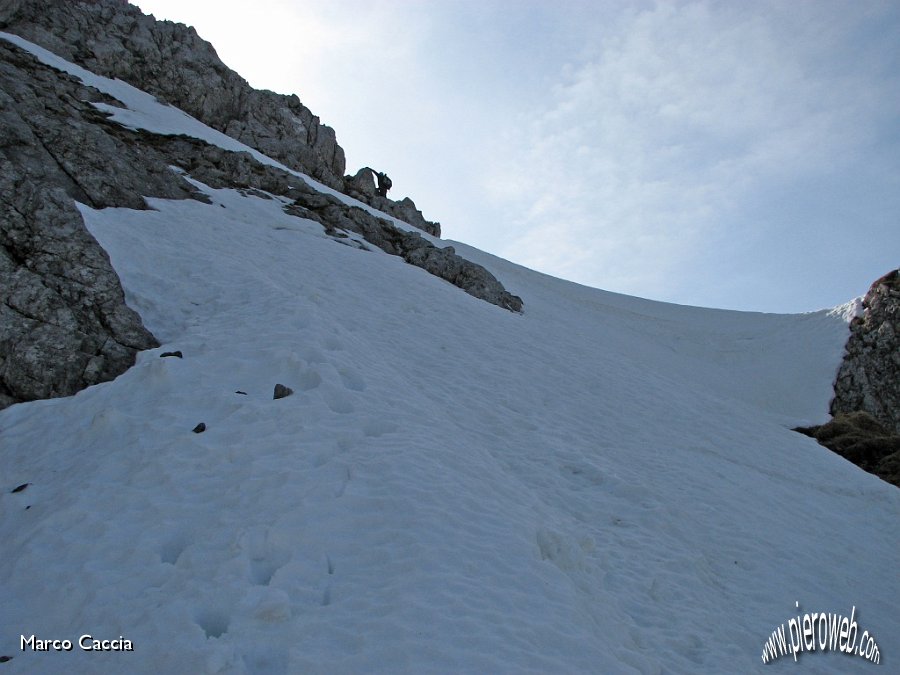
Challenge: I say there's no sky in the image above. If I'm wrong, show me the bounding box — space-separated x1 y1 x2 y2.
130 0 900 313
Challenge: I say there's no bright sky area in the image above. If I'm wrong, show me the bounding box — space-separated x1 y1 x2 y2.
130 0 899 313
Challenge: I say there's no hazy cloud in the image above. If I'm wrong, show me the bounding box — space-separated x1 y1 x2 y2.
485 1 900 305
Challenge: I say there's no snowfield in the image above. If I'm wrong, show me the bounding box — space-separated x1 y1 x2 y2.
1 33 898 674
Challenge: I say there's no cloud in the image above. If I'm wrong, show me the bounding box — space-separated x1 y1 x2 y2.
484 1 900 304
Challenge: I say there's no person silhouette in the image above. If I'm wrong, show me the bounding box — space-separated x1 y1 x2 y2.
374 170 392 197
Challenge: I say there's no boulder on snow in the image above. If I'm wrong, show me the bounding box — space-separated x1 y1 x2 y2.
274 384 294 400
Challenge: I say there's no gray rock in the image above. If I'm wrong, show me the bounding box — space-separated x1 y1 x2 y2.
343 169 441 237
0 181 158 407
0 41 201 210
831 269 900 434
0 39 165 410
391 197 441 238
3 0 444 235
170 139 521 312
1 0 347 189
345 168 378 199
274 384 294 400
399 234 523 312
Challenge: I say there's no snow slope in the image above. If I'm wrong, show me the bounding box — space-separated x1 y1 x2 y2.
1 33 898 674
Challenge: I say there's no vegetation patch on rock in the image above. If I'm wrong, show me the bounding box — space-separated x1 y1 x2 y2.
796 411 900 487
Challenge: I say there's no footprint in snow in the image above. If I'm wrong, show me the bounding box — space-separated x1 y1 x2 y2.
338 367 366 392
195 608 229 639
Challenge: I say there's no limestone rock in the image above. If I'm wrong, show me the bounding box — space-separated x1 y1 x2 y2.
0 0 347 189
391 197 441 238
0 182 158 407
0 40 201 210
343 170 441 237
831 269 900 434
2 0 444 233
0 38 165 409
345 168 378 199
399 235 523 313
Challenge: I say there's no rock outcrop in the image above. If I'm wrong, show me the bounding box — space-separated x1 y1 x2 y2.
0 0 347 190
831 269 900 434
0 183 159 409
795 269 900 487
1 0 444 236
0 33 522 409
0 38 178 409
344 168 441 237
162 138 521 311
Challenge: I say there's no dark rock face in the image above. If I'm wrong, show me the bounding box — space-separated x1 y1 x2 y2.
796 412 900 488
797 269 900 487
831 269 900 434
0 180 157 408
398 237 522 312
0 39 169 410
2 0 444 233
0 41 201 210
0 0 347 189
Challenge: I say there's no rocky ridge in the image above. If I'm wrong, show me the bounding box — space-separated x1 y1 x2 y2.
796 268 900 487
0 33 520 410
0 0 346 190
344 168 441 238
831 269 900 435
0 0 441 235
0 38 172 409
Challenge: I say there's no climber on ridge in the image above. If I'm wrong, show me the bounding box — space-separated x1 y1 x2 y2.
373 169 392 198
